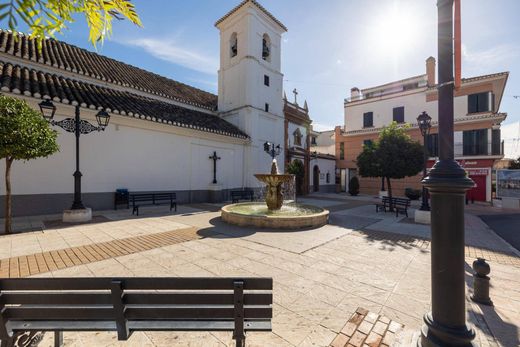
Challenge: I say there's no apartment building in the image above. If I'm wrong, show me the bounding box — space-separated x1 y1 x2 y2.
336 57 508 202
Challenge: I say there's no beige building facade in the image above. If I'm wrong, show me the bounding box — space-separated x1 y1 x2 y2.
336 57 508 202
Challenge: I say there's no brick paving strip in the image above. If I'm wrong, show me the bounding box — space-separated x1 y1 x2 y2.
330 307 404 347
0 227 199 278
352 229 520 267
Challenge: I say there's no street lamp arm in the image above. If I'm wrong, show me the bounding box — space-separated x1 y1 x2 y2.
52 118 105 134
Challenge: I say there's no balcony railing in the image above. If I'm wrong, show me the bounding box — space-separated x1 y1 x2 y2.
428 140 504 157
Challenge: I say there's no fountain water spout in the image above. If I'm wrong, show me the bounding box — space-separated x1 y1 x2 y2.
254 159 294 211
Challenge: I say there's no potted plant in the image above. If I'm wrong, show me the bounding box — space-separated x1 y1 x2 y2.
348 176 360 196
405 187 422 200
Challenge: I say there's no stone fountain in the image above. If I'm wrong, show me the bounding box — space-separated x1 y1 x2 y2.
221 159 329 229
254 160 293 210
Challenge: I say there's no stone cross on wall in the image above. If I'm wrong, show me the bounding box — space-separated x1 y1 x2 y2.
209 151 221 184
292 88 298 105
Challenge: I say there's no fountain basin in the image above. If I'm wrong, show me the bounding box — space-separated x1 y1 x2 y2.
221 202 329 229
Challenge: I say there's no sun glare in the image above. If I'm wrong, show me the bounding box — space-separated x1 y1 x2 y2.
368 5 419 59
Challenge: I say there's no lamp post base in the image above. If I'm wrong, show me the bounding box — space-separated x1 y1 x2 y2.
63 208 92 223
418 313 477 347
414 209 431 224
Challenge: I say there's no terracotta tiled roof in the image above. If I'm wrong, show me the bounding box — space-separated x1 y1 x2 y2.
215 0 287 31
0 30 218 109
0 60 248 139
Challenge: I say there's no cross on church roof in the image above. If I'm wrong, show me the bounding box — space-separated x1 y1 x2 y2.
292 88 298 104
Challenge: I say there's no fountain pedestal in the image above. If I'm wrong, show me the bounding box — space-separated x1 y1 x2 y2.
254 160 293 211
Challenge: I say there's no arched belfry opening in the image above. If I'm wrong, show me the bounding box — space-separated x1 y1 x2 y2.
230 32 238 58
262 33 271 61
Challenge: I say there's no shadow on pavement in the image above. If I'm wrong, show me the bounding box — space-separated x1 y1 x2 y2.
465 262 519 347
196 216 317 239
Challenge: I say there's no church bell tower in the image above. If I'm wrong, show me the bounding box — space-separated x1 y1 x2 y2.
215 0 287 188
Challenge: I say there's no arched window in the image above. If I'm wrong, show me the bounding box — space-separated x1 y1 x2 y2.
262 34 271 61
230 32 238 58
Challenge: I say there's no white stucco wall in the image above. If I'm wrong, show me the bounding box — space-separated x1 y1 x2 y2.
309 158 336 190
0 105 247 196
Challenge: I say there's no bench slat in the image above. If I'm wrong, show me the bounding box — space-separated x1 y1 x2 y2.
124 293 272 306
0 277 272 291
9 320 272 332
4 307 115 320
125 307 272 320
0 293 272 306
0 293 111 305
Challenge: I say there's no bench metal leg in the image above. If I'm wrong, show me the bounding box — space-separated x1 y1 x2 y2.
54 331 63 347
0 338 13 347
233 281 245 347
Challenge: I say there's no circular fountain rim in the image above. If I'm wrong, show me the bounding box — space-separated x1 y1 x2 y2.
221 202 329 229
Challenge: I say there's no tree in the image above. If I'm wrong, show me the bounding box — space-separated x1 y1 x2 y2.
1 96 59 233
356 122 424 205
287 159 305 195
0 0 142 47
509 157 520 170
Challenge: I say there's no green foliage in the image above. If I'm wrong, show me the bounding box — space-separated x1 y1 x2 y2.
405 187 422 200
0 96 59 161
348 176 359 196
356 142 381 178
1 95 59 233
287 159 305 178
356 122 424 199
377 122 424 180
509 157 520 170
0 0 142 47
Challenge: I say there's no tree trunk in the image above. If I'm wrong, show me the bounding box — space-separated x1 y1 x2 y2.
386 176 393 211
4 157 13 234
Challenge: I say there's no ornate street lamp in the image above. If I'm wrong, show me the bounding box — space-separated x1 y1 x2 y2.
418 1 476 346
263 142 281 159
417 111 432 211
38 100 110 213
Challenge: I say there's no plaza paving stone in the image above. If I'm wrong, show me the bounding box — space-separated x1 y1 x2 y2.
0 194 518 346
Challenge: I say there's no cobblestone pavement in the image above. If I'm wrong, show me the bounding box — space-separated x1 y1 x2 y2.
0 194 518 346
330 307 404 347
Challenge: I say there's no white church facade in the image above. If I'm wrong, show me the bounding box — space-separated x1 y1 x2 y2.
0 0 334 217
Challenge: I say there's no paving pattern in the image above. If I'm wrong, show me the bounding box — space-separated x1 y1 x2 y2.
0 227 198 278
351 229 520 267
330 307 404 347
0 195 518 346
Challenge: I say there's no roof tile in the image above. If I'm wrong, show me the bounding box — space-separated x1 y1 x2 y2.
0 30 218 109
0 60 248 139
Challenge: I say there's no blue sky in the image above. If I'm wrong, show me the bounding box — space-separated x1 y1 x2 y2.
8 0 520 134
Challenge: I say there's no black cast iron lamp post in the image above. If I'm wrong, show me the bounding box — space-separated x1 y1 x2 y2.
209 151 221 184
417 111 432 211
418 0 476 346
39 100 110 213
263 142 281 159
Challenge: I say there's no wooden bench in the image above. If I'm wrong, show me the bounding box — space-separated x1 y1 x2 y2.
0 277 273 347
375 196 411 217
230 190 254 203
130 192 176 216
392 197 411 217
375 196 391 213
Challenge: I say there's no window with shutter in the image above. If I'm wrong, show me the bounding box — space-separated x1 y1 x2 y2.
363 112 373 128
393 107 405 123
